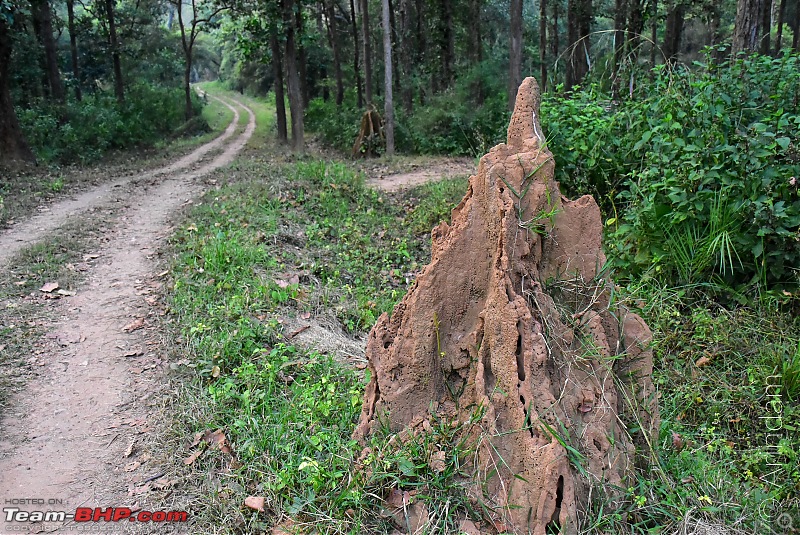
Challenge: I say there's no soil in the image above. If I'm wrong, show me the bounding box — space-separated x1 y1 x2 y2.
364 157 475 192
0 94 256 534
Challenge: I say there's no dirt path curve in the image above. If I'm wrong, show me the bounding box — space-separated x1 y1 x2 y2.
365 157 475 192
0 95 256 534
0 93 242 268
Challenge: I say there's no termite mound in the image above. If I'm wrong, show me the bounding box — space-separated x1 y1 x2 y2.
354 77 659 535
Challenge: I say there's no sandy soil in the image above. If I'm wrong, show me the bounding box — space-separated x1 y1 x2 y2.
365 157 475 192
0 94 256 534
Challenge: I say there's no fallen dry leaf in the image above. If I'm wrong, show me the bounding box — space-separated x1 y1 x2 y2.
695 356 711 367
300 311 311 320
122 349 143 358
39 282 59 293
57 289 77 296
124 461 141 472
124 440 136 458
183 449 204 465
244 496 265 512
122 318 145 332
288 325 310 339
672 431 684 451
429 450 446 473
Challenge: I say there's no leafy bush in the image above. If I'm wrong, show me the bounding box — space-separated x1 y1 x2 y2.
17 83 204 163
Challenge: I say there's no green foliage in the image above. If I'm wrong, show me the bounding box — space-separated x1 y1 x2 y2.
17 84 204 163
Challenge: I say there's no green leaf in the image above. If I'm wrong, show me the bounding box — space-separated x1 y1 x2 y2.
776 137 790 150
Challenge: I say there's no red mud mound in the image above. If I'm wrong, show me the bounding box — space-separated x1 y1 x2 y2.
354 77 659 535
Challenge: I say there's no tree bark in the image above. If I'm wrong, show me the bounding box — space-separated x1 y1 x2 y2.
438 0 454 87
349 0 363 107
774 0 786 53
285 0 305 151
794 0 800 51
662 1 685 62
324 0 344 105
32 0 65 103
540 0 547 91
105 0 124 103
176 3 194 121
509 0 523 109
270 31 288 142
759 0 772 54
0 19 35 164
381 0 394 155
733 0 764 54
296 6 309 108
650 0 657 65
612 0 627 96
361 0 373 105
468 0 483 64
399 0 413 113
550 0 559 62
67 0 82 101
566 0 591 90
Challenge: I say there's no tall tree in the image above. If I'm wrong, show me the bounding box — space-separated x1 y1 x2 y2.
173 0 227 121
348 0 363 107
566 0 591 90
438 0 454 87
758 0 771 54
285 0 304 150
550 0 559 61
381 0 393 155
0 14 35 164
662 1 685 62
360 0 372 105
774 0 787 53
732 0 764 54
31 0 65 102
67 0 82 101
104 0 125 102
540 0 547 91
509 0 522 109
612 0 627 95
398 0 413 113
323 0 343 105
270 30 288 142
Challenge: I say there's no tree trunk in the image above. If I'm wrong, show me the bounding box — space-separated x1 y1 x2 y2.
67 0 82 101
468 0 483 64
650 0 657 65
794 0 800 51
285 0 305 151
733 0 764 54
184 49 193 120
361 0 373 105
32 0 65 103
399 0 414 113
662 1 684 62
105 0 124 103
349 0 363 107
540 0 547 91
612 0 627 96
550 0 559 61
759 0 772 54
509 0 523 109
382 0 394 155
774 0 786 53
270 31 288 143
439 0 454 87
296 6 309 108
566 0 591 90
324 0 344 105
0 19 35 164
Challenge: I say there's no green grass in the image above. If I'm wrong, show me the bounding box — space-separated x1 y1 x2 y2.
196 81 276 147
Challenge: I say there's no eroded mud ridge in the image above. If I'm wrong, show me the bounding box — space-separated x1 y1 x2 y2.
355 78 659 535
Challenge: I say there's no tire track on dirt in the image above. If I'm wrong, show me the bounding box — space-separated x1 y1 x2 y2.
0 94 242 268
0 96 256 534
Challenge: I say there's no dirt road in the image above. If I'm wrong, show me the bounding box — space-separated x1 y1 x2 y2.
0 93 256 534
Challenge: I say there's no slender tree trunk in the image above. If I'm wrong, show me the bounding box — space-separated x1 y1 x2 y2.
551 0 559 61
612 0 627 96
662 1 684 62
794 1 800 51
759 0 772 54
540 0 548 91
414 0 425 104
105 0 124 102
285 0 304 151
67 0 82 101
650 0 657 65
349 0 363 107
361 0 373 105
324 0 344 105
270 31 288 143
468 0 483 63
509 0 523 109
381 0 394 155
733 0 764 54
32 0 65 103
626 0 644 59
388 0 400 96
184 48 194 120
399 0 413 113
0 19 35 164
296 7 309 107
774 0 786 53
566 0 591 90
439 0 454 87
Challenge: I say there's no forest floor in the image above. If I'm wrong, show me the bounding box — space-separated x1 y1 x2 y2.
0 88 474 534
0 90 256 534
